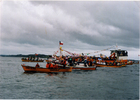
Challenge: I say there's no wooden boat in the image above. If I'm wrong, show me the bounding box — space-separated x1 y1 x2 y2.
21 64 72 73
22 59 44 62
96 59 116 63
96 64 106 67
126 61 133 65
71 63 97 70
127 63 133 65
133 62 139 64
121 64 126 67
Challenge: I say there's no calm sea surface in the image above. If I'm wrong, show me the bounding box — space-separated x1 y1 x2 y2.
0 57 139 99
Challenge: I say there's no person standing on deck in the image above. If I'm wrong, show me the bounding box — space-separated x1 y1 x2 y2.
53 63 58 69
84 59 87 67
46 62 49 68
35 63 40 67
49 63 54 69
89 59 92 66
63 58 67 68
68 57 73 66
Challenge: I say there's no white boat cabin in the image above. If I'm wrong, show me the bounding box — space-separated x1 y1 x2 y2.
110 49 128 60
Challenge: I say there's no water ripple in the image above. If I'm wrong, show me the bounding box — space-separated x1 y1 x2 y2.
0 57 139 99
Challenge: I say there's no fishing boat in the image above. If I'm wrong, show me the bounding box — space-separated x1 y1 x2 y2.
21 54 44 62
96 49 131 66
133 61 139 64
127 62 133 65
71 63 97 70
110 49 129 65
21 59 44 62
21 64 72 73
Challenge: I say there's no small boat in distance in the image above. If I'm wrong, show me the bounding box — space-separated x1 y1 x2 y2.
21 54 44 62
21 57 44 62
21 58 44 62
133 61 139 64
21 64 72 73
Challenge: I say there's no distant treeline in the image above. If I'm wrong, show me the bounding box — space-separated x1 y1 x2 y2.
0 54 52 58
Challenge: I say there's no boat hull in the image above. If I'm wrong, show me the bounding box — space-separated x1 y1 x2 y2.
21 65 72 73
127 63 133 65
96 64 106 67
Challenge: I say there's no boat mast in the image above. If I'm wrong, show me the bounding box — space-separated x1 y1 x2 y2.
59 41 62 59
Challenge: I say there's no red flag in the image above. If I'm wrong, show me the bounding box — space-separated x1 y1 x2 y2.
59 41 63 45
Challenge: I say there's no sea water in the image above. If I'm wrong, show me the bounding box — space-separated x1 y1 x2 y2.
0 57 139 99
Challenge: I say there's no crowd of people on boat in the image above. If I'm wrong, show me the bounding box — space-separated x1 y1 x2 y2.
51 56 98 67
54 56 97 67
34 54 136 69
35 58 67 69
46 62 59 69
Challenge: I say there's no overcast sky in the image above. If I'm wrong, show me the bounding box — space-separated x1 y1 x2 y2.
0 1 139 59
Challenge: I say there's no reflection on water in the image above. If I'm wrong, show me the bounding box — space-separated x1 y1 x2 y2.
0 57 139 99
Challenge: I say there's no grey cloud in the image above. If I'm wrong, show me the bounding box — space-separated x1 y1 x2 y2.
1 1 139 56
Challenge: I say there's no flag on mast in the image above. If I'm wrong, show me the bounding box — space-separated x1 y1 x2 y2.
59 41 63 45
